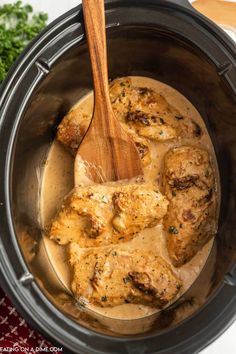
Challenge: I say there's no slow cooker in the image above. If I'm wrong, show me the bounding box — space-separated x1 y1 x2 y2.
0 0 236 353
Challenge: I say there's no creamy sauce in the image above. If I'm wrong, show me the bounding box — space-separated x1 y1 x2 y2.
40 76 218 320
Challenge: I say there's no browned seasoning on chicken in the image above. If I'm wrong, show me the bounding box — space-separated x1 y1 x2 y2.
49 183 168 247
68 245 182 308
57 77 201 163
163 146 217 267
57 108 90 152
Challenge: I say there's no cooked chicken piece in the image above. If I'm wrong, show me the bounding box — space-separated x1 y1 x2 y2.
49 183 168 247
124 128 151 167
112 184 167 234
163 146 217 267
49 185 113 246
109 78 178 139
123 99 178 141
68 245 182 308
104 78 202 142
127 115 177 141
57 109 90 153
57 77 201 162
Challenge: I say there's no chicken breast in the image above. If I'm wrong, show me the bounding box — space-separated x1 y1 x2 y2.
68 244 182 308
49 183 168 247
110 78 179 140
57 77 201 164
57 108 90 152
163 146 217 267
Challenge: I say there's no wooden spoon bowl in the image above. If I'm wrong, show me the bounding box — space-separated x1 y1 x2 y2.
75 0 143 184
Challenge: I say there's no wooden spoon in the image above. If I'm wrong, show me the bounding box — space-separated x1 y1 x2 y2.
75 0 143 184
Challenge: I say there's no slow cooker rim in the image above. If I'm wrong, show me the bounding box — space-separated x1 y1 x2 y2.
0 1 236 353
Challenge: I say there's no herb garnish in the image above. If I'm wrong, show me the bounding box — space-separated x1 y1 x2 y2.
101 195 109 203
0 1 48 81
168 226 179 234
159 117 165 124
123 276 131 284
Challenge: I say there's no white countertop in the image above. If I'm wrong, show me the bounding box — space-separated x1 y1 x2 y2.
0 0 235 353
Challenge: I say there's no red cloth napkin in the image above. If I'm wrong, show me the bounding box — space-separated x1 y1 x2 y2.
0 288 63 354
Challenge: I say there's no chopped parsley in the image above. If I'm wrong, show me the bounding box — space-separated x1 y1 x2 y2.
101 296 107 302
123 276 131 284
101 195 109 203
175 115 184 120
168 226 179 234
172 191 177 197
0 1 48 81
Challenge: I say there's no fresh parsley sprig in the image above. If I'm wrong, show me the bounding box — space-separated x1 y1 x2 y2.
0 1 48 81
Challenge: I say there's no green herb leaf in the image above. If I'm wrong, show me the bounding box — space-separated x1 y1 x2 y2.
168 226 179 234
118 236 125 240
123 276 131 284
0 1 48 81
175 115 184 120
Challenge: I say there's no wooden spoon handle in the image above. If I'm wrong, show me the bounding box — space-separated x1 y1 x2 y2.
82 0 111 113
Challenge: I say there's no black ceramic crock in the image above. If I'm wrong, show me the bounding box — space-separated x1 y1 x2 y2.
0 0 236 353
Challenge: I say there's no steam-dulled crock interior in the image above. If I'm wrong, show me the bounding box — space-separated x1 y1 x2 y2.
10 23 236 335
